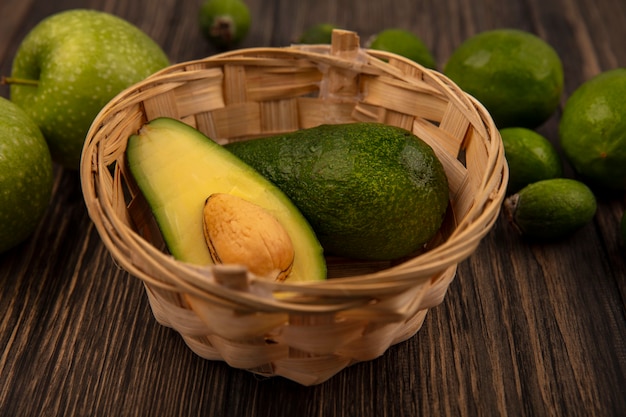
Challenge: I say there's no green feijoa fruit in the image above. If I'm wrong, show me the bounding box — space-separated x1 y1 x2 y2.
199 0 251 50
504 178 596 240
500 127 562 194
367 28 436 69
299 23 338 44
443 29 563 128
559 68 626 190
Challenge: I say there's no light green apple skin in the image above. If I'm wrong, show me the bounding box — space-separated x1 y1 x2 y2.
9 9 170 169
0 97 54 253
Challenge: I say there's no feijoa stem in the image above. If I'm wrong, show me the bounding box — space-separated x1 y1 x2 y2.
503 193 523 235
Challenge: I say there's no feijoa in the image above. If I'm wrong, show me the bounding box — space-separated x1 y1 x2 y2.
559 68 626 190
504 178 596 240
367 28 436 69
199 0 250 50
299 23 338 44
500 127 562 194
443 29 564 128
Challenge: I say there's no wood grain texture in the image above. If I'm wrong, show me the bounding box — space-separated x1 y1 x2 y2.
1 0 625 416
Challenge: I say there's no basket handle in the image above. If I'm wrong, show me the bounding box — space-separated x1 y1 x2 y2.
330 29 361 58
319 29 366 101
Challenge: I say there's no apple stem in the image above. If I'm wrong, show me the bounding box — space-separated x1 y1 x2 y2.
1 76 39 87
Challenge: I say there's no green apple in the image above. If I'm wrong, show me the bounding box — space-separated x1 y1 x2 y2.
0 97 54 254
6 9 170 169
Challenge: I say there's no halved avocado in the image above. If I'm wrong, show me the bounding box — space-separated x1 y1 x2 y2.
125 117 326 282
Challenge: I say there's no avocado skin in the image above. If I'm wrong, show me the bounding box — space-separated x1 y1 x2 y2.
226 123 449 260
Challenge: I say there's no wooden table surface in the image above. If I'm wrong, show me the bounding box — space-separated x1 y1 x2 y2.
1 0 625 416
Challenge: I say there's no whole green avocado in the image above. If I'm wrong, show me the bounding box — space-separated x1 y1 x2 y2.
226 122 450 261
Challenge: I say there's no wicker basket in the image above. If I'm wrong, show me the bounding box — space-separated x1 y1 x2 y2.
80 30 507 386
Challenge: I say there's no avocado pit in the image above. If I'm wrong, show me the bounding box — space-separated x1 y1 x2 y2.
202 193 295 281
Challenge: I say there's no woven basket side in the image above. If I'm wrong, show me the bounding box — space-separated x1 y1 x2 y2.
80 30 507 385
140 261 457 385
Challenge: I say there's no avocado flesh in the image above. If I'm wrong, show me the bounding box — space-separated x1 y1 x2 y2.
226 123 450 261
126 117 326 282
